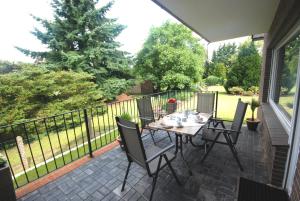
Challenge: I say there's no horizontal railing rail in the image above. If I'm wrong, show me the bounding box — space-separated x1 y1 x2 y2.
0 90 213 188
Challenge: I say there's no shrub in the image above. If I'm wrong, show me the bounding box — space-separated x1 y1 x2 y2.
205 75 223 86
243 91 254 96
102 78 133 101
280 87 289 95
249 86 259 94
228 87 244 95
175 92 193 101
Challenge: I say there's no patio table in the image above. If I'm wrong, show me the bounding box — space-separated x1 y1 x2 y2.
148 111 212 175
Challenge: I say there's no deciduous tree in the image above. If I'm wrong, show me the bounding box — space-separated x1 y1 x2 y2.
134 22 206 91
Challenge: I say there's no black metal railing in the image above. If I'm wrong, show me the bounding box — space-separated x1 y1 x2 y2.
0 90 217 188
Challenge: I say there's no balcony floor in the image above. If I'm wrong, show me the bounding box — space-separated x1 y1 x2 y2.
18 126 269 201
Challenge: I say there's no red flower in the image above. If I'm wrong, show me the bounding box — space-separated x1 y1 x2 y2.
167 98 177 103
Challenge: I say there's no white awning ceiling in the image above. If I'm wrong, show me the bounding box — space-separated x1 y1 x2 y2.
152 0 280 42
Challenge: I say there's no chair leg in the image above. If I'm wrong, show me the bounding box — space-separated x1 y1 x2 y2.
167 131 172 142
223 134 244 171
163 155 181 185
150 156 163 201
149 130 157 145
201 132 221 163
121 162 131 191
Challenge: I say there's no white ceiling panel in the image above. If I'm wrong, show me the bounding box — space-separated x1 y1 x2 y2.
152 0 280 42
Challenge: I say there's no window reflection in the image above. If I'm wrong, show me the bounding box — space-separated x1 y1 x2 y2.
276 34 300 119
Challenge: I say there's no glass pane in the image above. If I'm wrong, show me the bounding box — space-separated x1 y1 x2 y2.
277 34 300 119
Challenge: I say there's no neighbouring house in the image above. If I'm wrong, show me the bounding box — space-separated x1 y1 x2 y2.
128 80 154 95
151 0 300 199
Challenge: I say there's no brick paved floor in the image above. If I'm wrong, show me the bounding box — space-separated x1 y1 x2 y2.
18 126 269 201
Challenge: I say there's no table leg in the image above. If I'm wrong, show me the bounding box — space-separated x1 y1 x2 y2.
175 134 192 175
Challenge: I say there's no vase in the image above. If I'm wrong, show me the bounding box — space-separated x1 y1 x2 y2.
167 102 177 114
0 163 16 201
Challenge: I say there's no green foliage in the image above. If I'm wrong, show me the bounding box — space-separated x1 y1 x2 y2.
16 0 132 84
161 73 192 90
211 43 237 67
204 43 237 79
119 112 132 121
242 91 254 96
228 87 244 95
0 62 102 126
134 21 206 91
0 153 6 165
102 78 134 101
225 41 261 92
212 63 226 79
205 75 223 86
280 34 300 93
280 87 289 95
249 86 259 94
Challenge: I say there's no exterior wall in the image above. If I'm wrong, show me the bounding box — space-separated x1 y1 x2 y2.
259 104 289 186
291 151 300 201
259 0 300 196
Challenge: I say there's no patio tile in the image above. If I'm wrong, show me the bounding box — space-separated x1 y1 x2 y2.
17 126 269 201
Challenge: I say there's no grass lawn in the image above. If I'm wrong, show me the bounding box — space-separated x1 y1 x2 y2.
2 86 258 188
207 86 258 120
13 129 118 188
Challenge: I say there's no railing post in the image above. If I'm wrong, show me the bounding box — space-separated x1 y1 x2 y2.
215 91 218 118
83 109 93 158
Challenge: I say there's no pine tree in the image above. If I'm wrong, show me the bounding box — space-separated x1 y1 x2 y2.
16 0 131 83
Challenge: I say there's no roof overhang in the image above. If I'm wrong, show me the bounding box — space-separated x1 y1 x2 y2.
152 0 280 42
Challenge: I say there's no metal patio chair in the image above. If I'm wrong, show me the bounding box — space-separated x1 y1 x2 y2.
137 96 172 144
115 117 181 201
201 99 248 171
196 92 224 128
196 92 216 115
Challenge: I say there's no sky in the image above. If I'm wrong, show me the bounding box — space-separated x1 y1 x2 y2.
0 0 248 63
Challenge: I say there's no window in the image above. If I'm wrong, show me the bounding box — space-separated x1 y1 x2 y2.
272 33 300 121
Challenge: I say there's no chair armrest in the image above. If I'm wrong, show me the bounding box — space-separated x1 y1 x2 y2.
206 127 239 134
146 144 175 163
139 116 154 121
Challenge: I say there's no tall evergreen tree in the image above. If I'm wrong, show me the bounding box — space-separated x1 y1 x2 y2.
211 43 237 68
16 0 131 83
225 41 261 91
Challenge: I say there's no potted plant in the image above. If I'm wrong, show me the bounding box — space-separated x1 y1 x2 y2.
167 98 177 114
117 112 132 150
0 153 16 201
246 98 260 131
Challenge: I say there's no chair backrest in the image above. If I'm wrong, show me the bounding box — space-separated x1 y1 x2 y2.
116 117 149 170
137 97 155 128
197 92 215 115
230 99 248 143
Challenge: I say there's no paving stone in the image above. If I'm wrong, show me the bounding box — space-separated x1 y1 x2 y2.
18 127 269 201
77 190 90 200
91 191 105 200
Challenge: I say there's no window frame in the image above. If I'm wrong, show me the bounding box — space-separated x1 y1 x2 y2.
269 24 300 135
